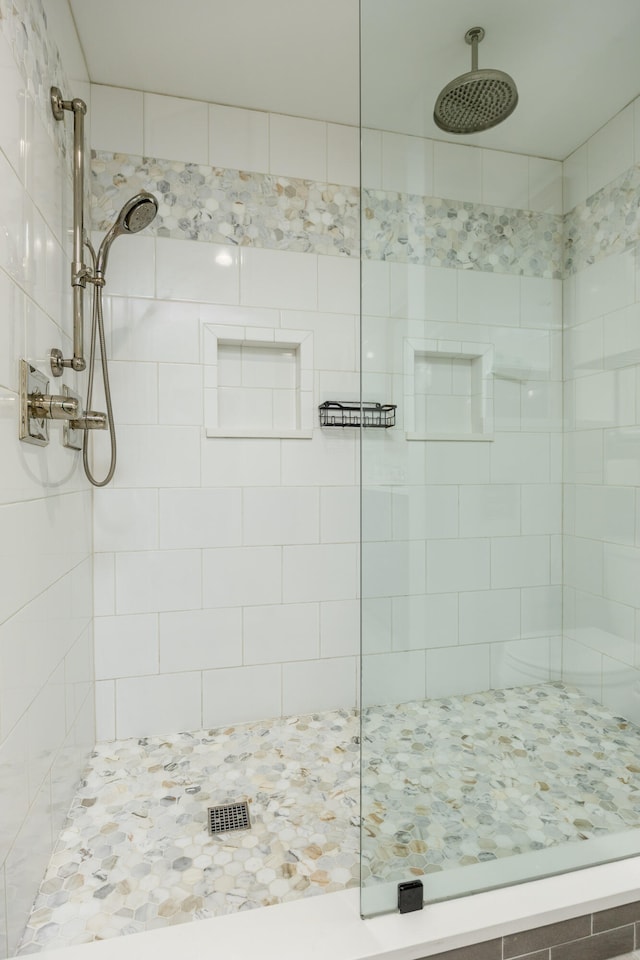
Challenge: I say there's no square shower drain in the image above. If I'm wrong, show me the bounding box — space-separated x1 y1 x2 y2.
207 801 251 835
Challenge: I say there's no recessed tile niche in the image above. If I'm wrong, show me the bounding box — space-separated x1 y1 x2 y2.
204 324 313 438
404 339 494 441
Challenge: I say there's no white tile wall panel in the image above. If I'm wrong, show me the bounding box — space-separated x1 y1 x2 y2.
94 488 159 552
459 485 520 538
240 247 318 310
390 262 458 323
95 614 158 680
563 143 588 213
433 140 482 203
116 672 202 738
327 123 359 187
283 543 358 603
320 486 359 544
490 637 552 689
426 644 491 699
202 664 282 727
109 297 201 364
391 594 458 651
95 681 116 741
159 608 242 673
491 536 550 589
361 651 425 707
0 9 95 947
156 238 240 304
426 539 491 595
203 546 282 608
209 103 269 174
317 256 360 315
586 103 634 196
528 158 563 215
481 149 529 209
243 603 319 664
95 360 158 426
269 113 327 182
381 131 434 196
361 128 382 189
90 84 143 155
459 589 521 646
112 426 201 488
159 488 242 549
157 362 204 424
144 92 208 164
116 550 202 614
320 599 359 658
361 597 392 654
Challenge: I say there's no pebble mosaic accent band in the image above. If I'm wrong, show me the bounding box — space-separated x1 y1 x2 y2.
91 152 565 278
91 151 640 281
564 162 640 275
91 152 360 258
362 190 564 279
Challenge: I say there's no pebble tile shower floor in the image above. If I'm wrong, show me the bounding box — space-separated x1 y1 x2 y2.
18 683 640 952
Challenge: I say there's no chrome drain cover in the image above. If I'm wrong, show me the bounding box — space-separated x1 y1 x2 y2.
207 801 251 835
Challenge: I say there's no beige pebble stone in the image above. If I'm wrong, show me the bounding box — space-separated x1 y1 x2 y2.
213 875 235 894
304 843 323 860
157 899 180 919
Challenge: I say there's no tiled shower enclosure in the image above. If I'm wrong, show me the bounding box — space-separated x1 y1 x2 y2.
2 0 640 958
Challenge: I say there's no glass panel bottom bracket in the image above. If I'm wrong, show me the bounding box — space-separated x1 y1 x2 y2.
398 880 424 914
19 359 49 446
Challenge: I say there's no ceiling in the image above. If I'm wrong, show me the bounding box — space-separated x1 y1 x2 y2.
68 0 640 160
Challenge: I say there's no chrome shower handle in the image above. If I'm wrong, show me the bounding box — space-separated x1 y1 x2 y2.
70 412 108 430
28 393 79 421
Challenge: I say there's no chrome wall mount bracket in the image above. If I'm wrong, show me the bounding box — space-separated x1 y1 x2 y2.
50 85 65 121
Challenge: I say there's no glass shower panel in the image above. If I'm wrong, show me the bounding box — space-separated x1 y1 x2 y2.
360 0 640 919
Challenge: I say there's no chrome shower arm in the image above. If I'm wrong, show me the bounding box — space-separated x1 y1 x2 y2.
50 86 88 375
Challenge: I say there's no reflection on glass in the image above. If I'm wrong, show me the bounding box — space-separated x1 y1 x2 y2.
360 0 640 918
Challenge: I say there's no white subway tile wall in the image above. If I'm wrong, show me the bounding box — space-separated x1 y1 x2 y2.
143 92 209 165
563 102 640 724
362 132 564 703
0 12 94 958
0 53 631 953
90 85 144 155
209 103 270 174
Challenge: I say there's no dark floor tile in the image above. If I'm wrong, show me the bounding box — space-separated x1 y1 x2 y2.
509 951 550 960
593 901 640 933
420 937 502 960
504 916 592 957
551 924 634 960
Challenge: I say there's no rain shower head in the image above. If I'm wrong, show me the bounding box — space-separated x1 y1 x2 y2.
434 27 518 135
96 191 158 276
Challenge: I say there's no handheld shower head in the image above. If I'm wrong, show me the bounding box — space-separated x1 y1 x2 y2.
96 191 158 276
119 192 158 233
